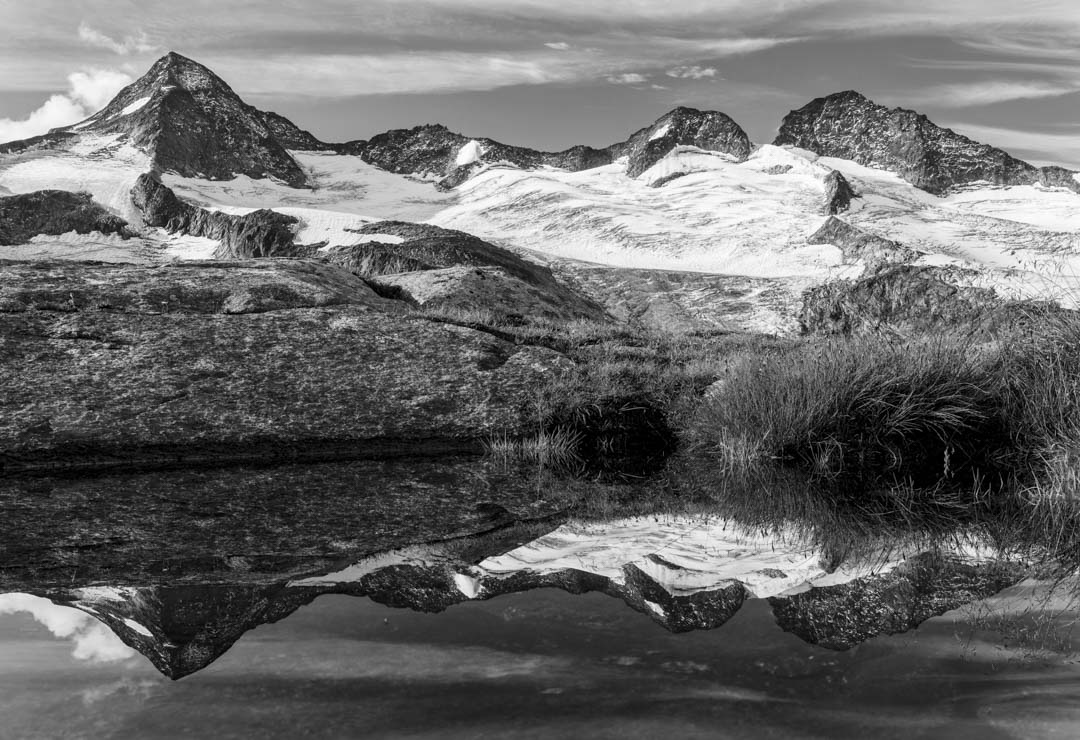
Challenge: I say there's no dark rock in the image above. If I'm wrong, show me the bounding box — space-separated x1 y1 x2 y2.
0 190 131 245
131 172 300 258
769 553 1026 650
617 106 752 178
55 52 319 187
336 107 750 185
775 90 1080 195
0 259 386 315
821 170 859 215
0 258 572 474
807 216 917 266
799 264 1003 335
377 266 608 323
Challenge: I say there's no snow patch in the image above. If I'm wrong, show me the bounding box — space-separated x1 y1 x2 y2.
648 122 671 141
289 545 456 586
456 140 483 167
122 618 153 637
120 96 151 117
454 573 482 599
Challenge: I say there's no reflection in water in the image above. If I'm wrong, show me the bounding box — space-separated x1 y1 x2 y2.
1 588 1079 739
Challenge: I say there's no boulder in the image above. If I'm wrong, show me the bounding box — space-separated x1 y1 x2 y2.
807 216 917 266
821 170 859 215
0 258 572 473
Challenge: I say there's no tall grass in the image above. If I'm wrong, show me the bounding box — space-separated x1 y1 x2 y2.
686 322 1080 566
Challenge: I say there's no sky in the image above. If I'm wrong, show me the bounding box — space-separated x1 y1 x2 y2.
1 0 1079 167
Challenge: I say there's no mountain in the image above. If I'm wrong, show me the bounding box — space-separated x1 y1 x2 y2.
51 52 326 187
774 90 1080 195
339 105 751 188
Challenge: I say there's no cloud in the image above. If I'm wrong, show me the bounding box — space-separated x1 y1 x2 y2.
0 68 131 144
544 42 571 50
606 73 649 85
77 23 157 56
943 122 1080 169
0 594 135 663
666 65 719 79
906 80 1079 107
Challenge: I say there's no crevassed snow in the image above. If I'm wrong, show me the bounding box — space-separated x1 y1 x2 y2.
468 516 908 600
120 96 152 117
455 140 483 167
648 122 671 141
165 151 455 222
0 134 149 222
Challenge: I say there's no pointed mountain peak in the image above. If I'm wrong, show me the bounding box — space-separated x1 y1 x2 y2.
775 91 1079 195
140 51 233 95
53 52 325 187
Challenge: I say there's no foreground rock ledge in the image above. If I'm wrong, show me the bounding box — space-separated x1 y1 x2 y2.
0 259 572 473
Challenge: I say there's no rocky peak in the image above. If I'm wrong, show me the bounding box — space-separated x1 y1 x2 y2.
775 90 1080 195
55 52 325 187
619 106 752 178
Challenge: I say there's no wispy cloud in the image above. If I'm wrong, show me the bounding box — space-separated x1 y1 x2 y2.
667 65 719 80
0 594 135 663
0 68 131 144
944 121 1080 169
544 42 570 51
77 23 157 56
906 79 1080 107
606 72 649 85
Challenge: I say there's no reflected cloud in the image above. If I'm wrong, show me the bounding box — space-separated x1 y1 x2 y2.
0 593 135 663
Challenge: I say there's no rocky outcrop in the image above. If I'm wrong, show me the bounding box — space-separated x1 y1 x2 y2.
322 220 608 321
807 216 917 266
336 107 750 185
0 259 387 315
617 107 752 178
769 553 1025 649
131 172 301 258
376 265 607 323
821 170 858 215
775 90 1080 195
0 258 572 474
55 52 317 187
799 264 1003 335
0 190 131 245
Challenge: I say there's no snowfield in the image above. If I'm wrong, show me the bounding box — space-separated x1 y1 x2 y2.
2 135 1078 309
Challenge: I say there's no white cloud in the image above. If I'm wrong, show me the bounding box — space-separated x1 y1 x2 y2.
544 42 571 50
907 80 1079 107
943 122 1080 169
78 23 157 56
0 593 135 663
606 72 649 85
666 65 719 79
0 68 131 144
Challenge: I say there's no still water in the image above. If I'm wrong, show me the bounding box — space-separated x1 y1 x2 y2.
2 584 1079 739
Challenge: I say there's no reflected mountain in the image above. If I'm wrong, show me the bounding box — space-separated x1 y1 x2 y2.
24 517 1025 680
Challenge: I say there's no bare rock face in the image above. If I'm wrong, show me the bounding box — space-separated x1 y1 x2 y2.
775 90 1080 195
377 265 608 323
0 258 572 473
132 172 301 258
320 220 609 321
821 170 859 215
53 52 323 187
618 107 752 178
0 259 386 315
0 190 131 245
799 264 1003 335
769 554 1025 650
807 216 917 266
